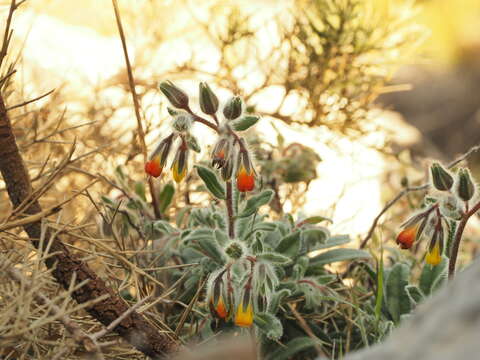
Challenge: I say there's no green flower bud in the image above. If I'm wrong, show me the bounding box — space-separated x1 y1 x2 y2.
199 82 219 115
185 133 201 153
223 96 243 120
172 114 193 132
456 168 475 201
159 80 189 109
225 241 243 259
430 163 454 191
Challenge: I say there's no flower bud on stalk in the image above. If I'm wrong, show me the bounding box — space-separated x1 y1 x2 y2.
159 80 189 110
199 82 219 115
430 163 454 191
211 138 230 169
456 168 475 202
223 96 243 120
145 134 174 178
171 141 189 183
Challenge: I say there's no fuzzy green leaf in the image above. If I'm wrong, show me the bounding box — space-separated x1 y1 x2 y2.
232 115 260 131
297 215 332 225
158 182 175 213
254 312 283 340
385 263 411 324
195 165 226 199
257 252 291 265
309 248 370 267
405 285 425 305
275 231 301 257
419 256 448 296
238 190 274 218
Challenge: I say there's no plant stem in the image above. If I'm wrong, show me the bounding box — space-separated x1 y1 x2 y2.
112 0 161 219
226 180 235 238
448 200 480 279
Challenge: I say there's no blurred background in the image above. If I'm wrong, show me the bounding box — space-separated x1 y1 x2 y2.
2 0 480 243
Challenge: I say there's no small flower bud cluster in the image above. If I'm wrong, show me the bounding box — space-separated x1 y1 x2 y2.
154 80 259 192
396 162 478 266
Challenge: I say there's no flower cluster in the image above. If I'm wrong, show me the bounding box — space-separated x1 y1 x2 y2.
145 81 259 192
396 162 477 266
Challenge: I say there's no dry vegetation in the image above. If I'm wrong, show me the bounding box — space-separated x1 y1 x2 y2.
2 1 477 360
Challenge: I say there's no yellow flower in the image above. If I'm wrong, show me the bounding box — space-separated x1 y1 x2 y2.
425 241 441 266
234 301 253 327
172 161 187 183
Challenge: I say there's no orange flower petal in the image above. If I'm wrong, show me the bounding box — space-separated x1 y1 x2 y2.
396 225 417 249
234 302 253 327
215 296 228 319
236 167 255 192
145 158 162 178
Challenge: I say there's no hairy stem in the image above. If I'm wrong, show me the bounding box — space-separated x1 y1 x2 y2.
448 200 480 279
226 180 235 238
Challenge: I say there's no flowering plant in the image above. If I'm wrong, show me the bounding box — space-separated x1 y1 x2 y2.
99 81 382 358
396 162 479 278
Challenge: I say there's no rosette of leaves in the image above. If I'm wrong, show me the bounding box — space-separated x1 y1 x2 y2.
141 169 372 358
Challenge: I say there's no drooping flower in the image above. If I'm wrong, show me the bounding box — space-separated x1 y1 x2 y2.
396 210 431 249
396 224 419 249
236 146 255 192
172 141 188 183
425 240 442 266
211 138 230 169
145 134 174 178
213 295 228 319
235 299 253 327
145 156 162 178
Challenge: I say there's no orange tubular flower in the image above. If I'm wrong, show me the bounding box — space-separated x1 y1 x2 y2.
213 296 228 319
145 134 173 178
236 165 255 192
145 156 162 178
396 225 418 249
234 301 253 327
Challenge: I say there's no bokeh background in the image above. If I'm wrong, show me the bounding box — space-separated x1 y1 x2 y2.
2 0 480 246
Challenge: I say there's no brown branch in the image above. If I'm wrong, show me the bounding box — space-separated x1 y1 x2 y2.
0 92 178 358
448 200 480 279
360 144 480 249
1 255 105 360
111 0 161 219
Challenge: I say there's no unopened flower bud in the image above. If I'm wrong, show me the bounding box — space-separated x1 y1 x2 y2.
159 80 189 109
225 241 243 259
456 168 475 202
172 113 193 132
223 96 243 120
430 163 454 191
199 82 219 115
